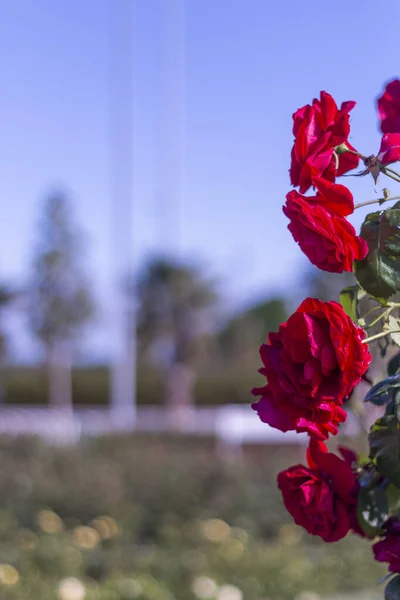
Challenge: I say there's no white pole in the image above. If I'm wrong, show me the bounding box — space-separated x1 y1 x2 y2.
155 0 186 255
156 0 191 431
108 0 136 430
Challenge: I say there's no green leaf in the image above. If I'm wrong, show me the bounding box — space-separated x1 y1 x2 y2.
380 337 391 358
354 206 400 302
389 315 400 346
388 353 400 376
386 399 395 417
339 284 362 322
386 484 400 511
380 572 396 586
395 388 400 423
372 415 398 430
369 416 400 487
357 485 389 537
385 575 400 600
365 374 400 406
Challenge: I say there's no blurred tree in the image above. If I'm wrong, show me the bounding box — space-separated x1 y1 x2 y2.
134 256 217 428
0 283 19 401
302 265 355 303
27 192 95 408
216 297 288 369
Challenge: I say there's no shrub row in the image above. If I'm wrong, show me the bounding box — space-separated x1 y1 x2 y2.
4 367 257 406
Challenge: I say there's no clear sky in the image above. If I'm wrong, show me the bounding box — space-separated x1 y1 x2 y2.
1 0 399 361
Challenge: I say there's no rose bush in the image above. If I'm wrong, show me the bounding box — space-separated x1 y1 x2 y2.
253 80 400 597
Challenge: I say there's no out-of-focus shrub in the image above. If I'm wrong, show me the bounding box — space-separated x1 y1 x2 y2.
5 367 259 406
0 434 386 599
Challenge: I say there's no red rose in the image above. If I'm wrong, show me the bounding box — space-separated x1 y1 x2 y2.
252 298 371 439
378 79 400 134
290 91 359 193
283 177 368 273
373 519 400 572
277 439 359 542
378 133 400 165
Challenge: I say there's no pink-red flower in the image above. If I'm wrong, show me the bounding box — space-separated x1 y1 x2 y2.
378 79 400 134
373 519 400 572
252 298 371 439
283 177 368 273
290 91 359 193
378 133 400 165
277 439 360 542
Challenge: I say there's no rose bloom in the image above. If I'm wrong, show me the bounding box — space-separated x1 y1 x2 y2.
290 91 359 193
284 177 368 273
378 133 400 165
373 519 400 572
278 439 360 542
252 298 371 439
378 79 400 134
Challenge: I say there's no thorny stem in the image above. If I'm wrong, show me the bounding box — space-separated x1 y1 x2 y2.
365 307 394 329
385 166 400 179
384 170 400 184
354 196 400 210
360 305 384 322
364 302 400 330
363 329 400 344
346 148 366 159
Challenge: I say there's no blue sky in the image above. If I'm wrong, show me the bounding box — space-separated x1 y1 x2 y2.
1 0 399 360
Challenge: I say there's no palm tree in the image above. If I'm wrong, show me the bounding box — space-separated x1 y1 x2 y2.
134 256 217 429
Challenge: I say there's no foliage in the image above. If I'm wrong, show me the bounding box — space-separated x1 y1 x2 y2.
357 486 388 537
27 192 95 346
135 256 217 367
385 575 400 599
369 415 400 488
355 205 400 302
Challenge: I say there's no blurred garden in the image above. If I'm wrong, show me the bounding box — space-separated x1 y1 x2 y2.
0 433 386 600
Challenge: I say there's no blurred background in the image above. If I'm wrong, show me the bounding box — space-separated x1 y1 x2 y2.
0 0 398 598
